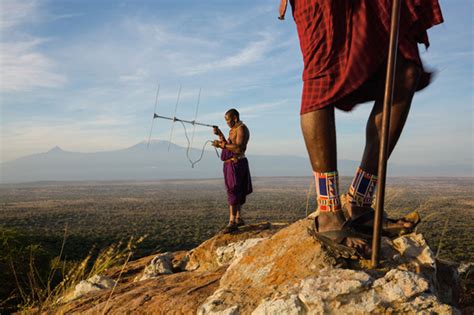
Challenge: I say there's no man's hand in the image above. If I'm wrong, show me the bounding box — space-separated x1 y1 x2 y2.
212 140 226 149
213 126 223 137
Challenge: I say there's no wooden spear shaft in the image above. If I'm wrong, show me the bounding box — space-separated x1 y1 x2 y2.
371 0 402 268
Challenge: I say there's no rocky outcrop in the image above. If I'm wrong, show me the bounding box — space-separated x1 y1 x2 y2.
59 275 116 303
197 220 457 314
245 268 454 314
51 223 283 314
134 252 174 281
51 220 461 314
198 220 333 313
184 222 286 272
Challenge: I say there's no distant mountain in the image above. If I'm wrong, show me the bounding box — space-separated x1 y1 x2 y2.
0 141 471 183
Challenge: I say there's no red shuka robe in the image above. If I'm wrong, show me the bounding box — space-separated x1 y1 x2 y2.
290 0 444 114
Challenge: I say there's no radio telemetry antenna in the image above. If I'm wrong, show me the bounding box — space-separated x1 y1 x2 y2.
147 86 219 168
147 84 160 149
168 85 182 151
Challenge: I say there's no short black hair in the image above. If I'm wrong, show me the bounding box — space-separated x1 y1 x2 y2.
225 108 240 120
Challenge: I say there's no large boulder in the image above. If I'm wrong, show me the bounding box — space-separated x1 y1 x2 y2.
197 219 458 314
184 222 287 272
51 219 460 314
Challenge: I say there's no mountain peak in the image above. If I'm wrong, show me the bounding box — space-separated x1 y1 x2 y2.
48 146 64 153
129 139 181 150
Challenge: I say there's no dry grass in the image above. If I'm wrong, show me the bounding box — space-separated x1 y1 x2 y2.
2 229 145 313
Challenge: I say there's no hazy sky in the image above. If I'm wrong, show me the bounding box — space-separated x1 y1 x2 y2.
0 0 472 169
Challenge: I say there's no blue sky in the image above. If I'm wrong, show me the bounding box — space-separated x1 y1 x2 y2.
0 0 472 171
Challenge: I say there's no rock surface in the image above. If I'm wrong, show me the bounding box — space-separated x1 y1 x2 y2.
50 220 460 314
184 222 286 272
215 238 266 267
134 252 173 281
59 275 116 303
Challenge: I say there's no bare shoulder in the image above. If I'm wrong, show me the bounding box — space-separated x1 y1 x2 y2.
241 123 250 135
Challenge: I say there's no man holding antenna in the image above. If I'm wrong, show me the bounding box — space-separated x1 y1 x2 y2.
212 109 252 234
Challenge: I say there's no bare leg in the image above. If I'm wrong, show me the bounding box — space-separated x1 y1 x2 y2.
301 106 337 172
361 55 421 174
229 205 237 223
235 204 242 220
301 106 367 250
222 204 239 233
348 55 421 225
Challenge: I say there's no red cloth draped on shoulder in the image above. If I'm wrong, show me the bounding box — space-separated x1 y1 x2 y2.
290 0 443 114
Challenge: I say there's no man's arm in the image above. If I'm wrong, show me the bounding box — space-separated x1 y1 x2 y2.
222 126 247 154
213 126 226 142
212 126 227 149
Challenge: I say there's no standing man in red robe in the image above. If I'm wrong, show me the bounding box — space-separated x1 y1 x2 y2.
213 109 253 233
279 0 443 256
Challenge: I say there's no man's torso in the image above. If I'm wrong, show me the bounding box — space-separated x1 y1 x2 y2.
228 122 250 157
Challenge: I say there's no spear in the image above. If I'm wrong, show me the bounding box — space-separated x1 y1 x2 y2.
371 0 402 268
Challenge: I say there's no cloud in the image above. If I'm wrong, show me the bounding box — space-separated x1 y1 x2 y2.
50 13 84 21
182 32 274 76
119 68 148 83
115 17 280 80
193 99 288 124
0 0 81 30
0 39 67 92
238 99 289 117
0 0 38 30
0 0 67 92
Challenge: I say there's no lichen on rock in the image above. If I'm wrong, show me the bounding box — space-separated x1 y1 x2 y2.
215 238 266 267
59 274 116 303
134 252 173 282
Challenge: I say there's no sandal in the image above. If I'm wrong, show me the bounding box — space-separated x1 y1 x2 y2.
222 222 238 234
349 208 421 238
236 218 245 227
308 216 372 260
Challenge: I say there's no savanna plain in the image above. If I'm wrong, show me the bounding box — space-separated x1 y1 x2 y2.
1 177 473 311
